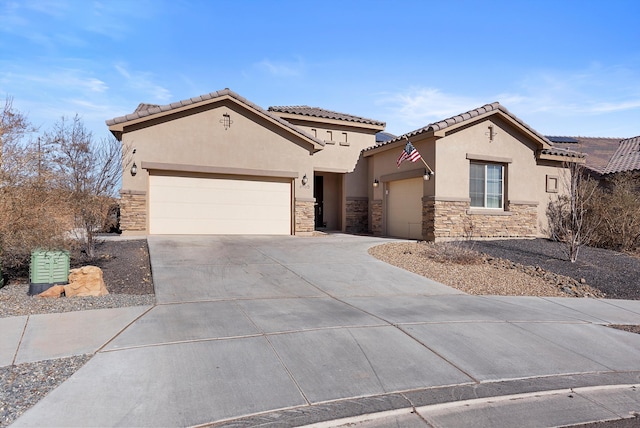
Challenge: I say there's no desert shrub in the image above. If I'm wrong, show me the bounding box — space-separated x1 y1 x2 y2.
545 161 600 262
586 172 640 251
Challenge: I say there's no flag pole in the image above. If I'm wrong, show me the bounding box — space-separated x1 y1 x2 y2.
405 138 434 175
420 157 434 175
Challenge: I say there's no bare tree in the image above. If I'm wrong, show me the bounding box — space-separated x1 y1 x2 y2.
546 160 600 262
0 97 71 268
46 115 124 258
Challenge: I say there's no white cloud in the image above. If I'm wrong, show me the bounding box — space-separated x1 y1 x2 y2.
377 87 488 132
113 63 171 102
256 58 304 77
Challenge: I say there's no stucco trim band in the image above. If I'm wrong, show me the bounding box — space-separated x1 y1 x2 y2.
466 209 513 216
509 200 539 206
295 197 316 203
425 196 471 202
380 168 425 182
466 153 513 163
120 189 147 196
141 162 299 179
315 167 349 173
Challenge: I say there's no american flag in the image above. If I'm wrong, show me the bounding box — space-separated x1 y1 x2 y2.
397 141 422 167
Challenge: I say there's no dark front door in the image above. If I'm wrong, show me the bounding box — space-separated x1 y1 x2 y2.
314 175 324 228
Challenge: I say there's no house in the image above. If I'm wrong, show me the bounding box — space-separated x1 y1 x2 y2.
546 136 626 177
363 103 583 240
107 90 582 240
106 89 384 236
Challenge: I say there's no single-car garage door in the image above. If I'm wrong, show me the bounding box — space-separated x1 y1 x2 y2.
387 177 423 240
149 174 292 235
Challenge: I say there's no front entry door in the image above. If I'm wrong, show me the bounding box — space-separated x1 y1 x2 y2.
314 175 324 228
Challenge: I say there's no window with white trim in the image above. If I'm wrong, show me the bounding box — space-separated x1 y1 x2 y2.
469 162 504 208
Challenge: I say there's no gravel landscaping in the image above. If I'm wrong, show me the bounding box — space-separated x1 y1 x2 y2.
369 238 640 300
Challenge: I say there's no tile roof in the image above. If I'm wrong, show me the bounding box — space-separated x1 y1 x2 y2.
106 88 325 147
268 105 385 127
550 136 624 174
603 136 640 175
368 102 562 152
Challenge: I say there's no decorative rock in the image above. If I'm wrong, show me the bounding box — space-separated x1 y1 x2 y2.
37 285 65 298
64 266 108 297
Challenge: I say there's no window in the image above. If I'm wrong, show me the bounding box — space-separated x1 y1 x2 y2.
470 163 503 208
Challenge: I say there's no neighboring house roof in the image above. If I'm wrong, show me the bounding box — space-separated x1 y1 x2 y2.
106 88 325 149
548 136 626 174
376 131 397 144
268 106 385 127
603 136 640 175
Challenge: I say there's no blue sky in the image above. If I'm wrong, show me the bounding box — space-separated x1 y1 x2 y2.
1 0 639 141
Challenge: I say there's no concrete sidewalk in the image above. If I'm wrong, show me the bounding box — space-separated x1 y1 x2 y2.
6 234 640 427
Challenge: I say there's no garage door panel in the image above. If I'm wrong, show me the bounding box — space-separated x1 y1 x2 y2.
149 175 291 235
387 178 423 240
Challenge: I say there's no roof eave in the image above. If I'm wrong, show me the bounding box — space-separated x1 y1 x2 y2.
538 152 586 163
273 111 385 132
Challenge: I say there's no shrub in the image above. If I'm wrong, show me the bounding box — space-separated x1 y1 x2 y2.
586 172 640 252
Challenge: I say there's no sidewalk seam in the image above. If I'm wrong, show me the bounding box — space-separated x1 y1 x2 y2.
12 315 29 365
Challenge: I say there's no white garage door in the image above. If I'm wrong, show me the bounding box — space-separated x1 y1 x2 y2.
387 177 423 240
149 174 291 235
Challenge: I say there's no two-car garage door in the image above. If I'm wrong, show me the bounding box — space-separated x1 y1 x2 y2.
148 174 292 235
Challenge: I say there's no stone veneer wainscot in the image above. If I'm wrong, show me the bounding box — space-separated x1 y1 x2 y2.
295 198 315 234
345 197 368 234
120 190 147 232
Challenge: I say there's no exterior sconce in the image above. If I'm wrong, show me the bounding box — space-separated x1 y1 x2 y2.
220 113 233 130
423 170 432 181
373 179 379 188
130 162 138 176
301 174 308 186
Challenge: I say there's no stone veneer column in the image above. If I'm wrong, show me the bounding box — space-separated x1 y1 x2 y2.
423 198 436 241
119 190 147 233
345 197 368 234
295 198 315 235
371 200 383 236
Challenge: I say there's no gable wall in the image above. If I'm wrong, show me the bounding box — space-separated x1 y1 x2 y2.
121 100 314 199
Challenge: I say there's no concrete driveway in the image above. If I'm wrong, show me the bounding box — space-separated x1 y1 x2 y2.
13 234 640 427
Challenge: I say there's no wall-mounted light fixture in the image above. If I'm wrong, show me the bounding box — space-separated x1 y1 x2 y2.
373 179 379 188
130 162 138 176
301 174 308 186
423 169 432 181
220 112 233 130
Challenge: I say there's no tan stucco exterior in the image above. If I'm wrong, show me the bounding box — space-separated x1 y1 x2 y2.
108 91 580 240
364 107 580 240
109 90 382 235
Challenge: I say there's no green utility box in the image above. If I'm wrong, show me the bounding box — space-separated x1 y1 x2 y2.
29 250 70 295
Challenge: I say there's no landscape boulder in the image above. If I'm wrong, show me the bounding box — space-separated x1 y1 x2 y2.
64 266 109 297
37 285 65 298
